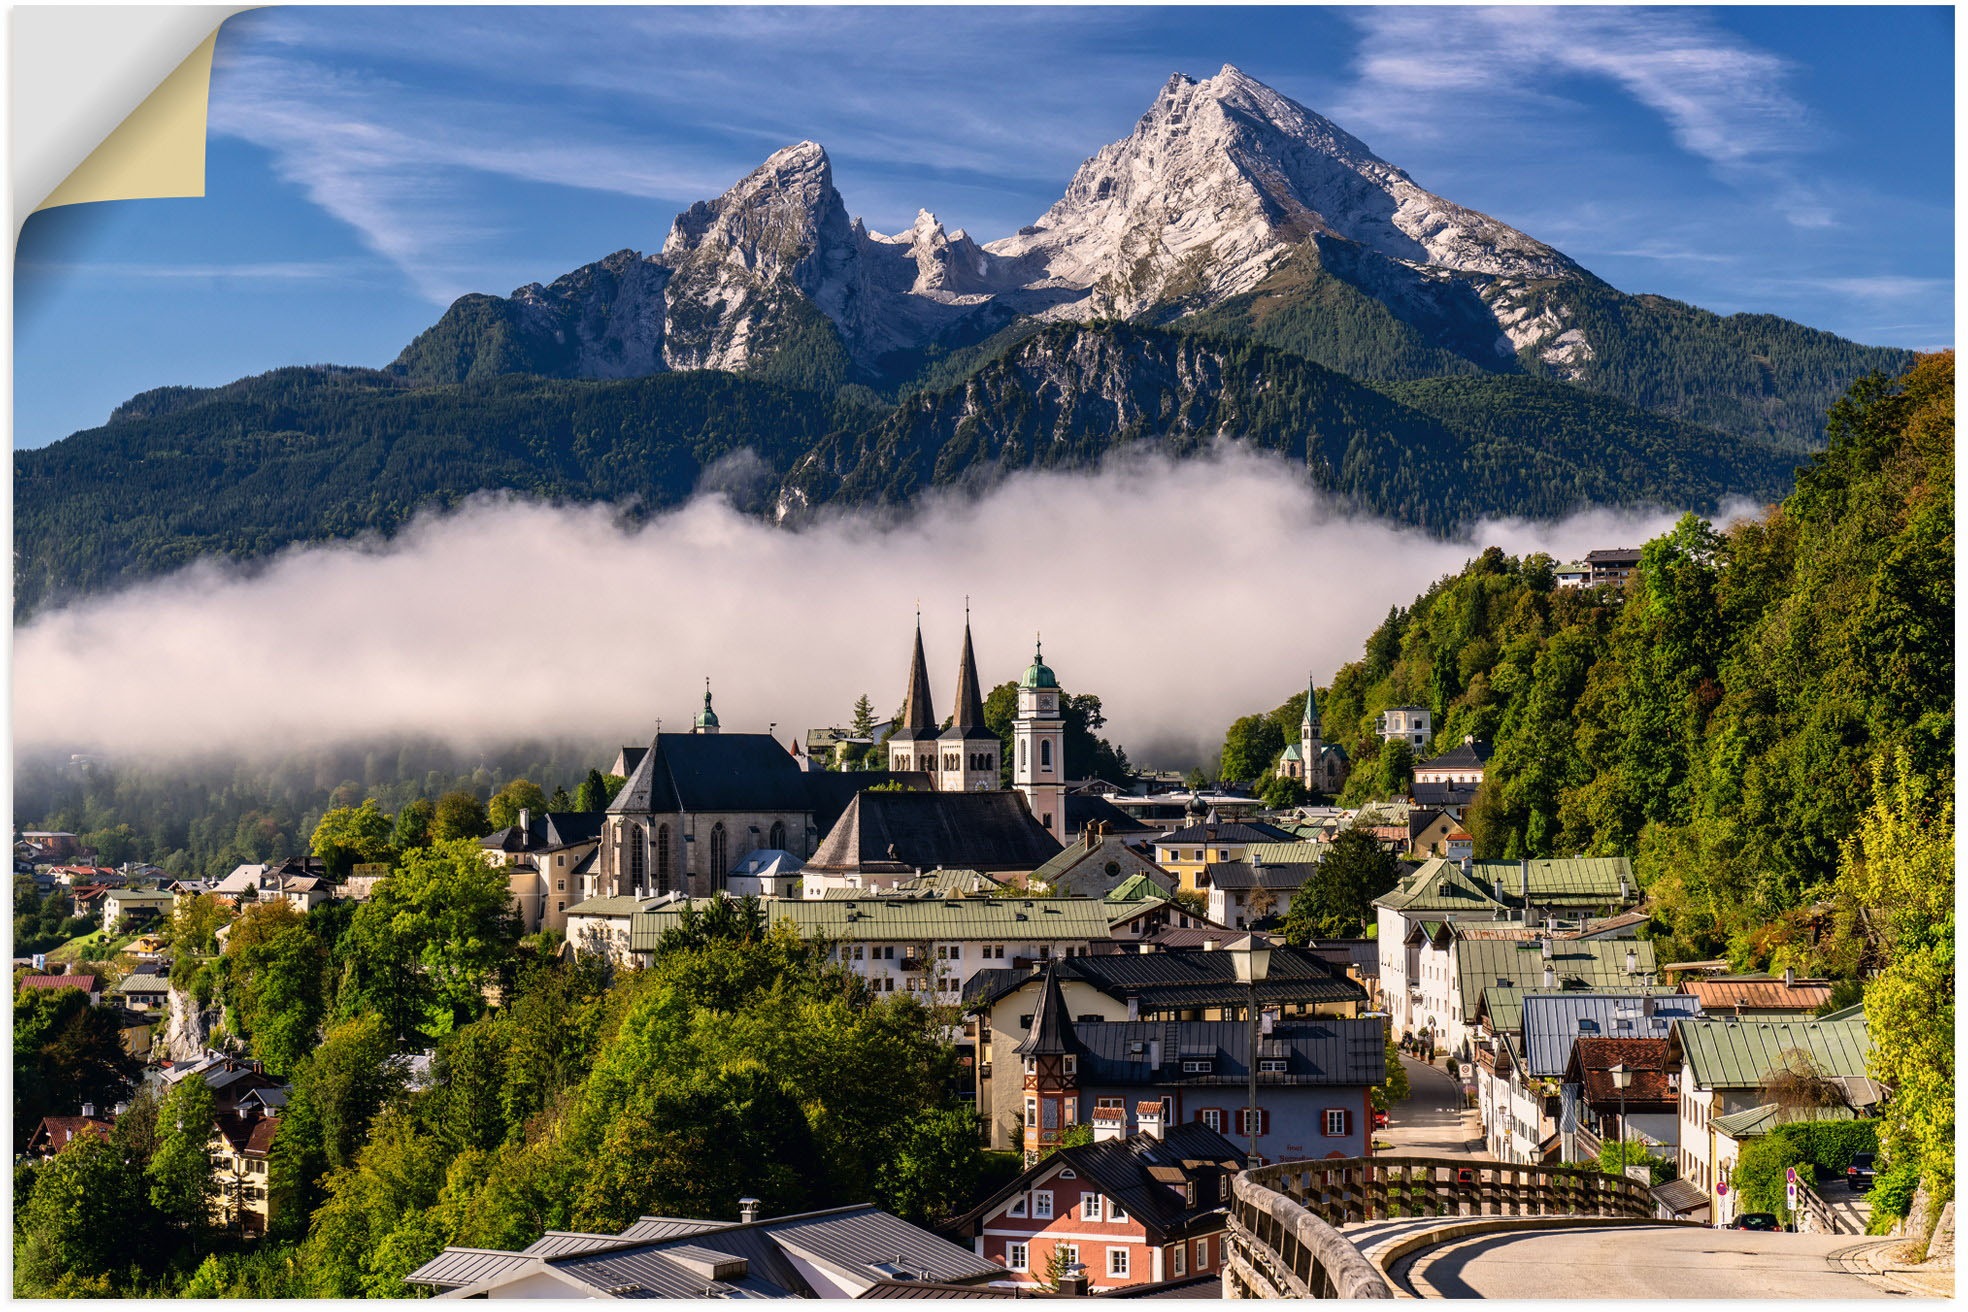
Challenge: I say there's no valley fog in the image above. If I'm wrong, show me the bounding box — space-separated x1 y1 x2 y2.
14 446 1722 767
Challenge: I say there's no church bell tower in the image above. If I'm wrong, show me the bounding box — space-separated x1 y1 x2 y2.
1013 638 1067 843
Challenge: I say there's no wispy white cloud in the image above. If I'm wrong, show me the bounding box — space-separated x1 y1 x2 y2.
14 450 1701 762
1338 8 1831 228
17 259 384 282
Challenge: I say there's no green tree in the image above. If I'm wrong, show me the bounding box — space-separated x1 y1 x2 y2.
168 892 235 956
310 798 394 880
874 1106 984 1225
431 791 490 843
850 693 877 738
149 1070 220 1241
224 900 328 1076
13 1135 144 1295
390 797 435 854
1598 1138 1675 1186
1282 829 1398 941
572 769 611 814
487 779 549 831
548 785 572 811
1220 713 1287 785
13 986 140 1139
1259 773 1308 810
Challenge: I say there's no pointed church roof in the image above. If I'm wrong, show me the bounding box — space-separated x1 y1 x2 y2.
897 618 939 742
1303 672 1321 726
1016 966 1078 1058
939 617 996 743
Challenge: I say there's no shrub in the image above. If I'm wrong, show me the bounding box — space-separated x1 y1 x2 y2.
1729 1118 1879 1214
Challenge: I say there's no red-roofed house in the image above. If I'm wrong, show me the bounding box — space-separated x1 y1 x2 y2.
18 966 101 1005
26 1111 116 1157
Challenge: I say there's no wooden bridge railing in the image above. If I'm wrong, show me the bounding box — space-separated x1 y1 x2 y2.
1223 1156 1656 1299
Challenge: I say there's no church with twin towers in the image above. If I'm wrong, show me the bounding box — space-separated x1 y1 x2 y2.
887 612 1070 846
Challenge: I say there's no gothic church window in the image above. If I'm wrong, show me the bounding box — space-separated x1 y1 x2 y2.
655 824 671 894
769 821 786 850
628 826 646 892
709 823 728 876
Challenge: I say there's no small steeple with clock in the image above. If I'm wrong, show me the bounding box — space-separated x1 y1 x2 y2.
1013 636 1067 843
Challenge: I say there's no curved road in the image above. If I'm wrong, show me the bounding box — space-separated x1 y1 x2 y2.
1394 1223 1895 1299
1379 1056 1482 1157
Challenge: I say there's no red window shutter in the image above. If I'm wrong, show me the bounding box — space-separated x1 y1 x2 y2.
1260 1109 1271 1136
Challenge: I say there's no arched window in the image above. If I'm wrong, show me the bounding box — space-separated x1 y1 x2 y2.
1020 740 1028 768
655 823 671 894
1040 740 1053 770
627 825 646 894
769 821 786 850
710 822 728 877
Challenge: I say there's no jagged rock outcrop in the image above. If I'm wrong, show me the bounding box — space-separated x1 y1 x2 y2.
161 983 222 1064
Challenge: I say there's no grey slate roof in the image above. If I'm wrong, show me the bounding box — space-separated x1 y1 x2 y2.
1058 944 1368 1012
1410 781 1480 810
1417 740 1491 773
1016 968 1075 1057
1062 794 1155 836
1519 992 1705 1076
1154 820 1297 847
608 733 813 815
633 896 1113 954
804 790 1062 874
1074 1017 1387 1088
1205 861 1317 892
798 770 936 837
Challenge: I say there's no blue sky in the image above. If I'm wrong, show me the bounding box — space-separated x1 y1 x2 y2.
15 5 1955 449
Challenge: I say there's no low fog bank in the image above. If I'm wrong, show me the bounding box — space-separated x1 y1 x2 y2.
14 448 1736 766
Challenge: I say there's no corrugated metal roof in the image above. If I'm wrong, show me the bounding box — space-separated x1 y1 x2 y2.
618 1216 728 1242
1205 861 1315 891
1455 938 1658 1019
523 1231 638 1257
1673 1017 1874 1090
1244 842 1326 865
1711 1101 1860 1141
1680 978 1835 1012
630 897 1114 952
1473 857 1633 900
1519 992 1703 1075
404 1248 537 1289
764 1206 1005 1284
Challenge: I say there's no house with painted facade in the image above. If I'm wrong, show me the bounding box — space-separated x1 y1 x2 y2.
953 1115 1245 1292
1150 816 1297 895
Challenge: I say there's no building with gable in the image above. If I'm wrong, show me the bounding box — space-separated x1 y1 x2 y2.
952 1114 1246 1292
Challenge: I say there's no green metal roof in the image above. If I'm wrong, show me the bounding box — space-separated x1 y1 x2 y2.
1672 1017 1874 1091
1018 640 1059 690
1472 857 1634 901
1374 858 1500 912
1279 743 1303 761
1103 873 1166 903
1453 937 1659 1019
1246 842 1326 865
629 896 1116 953
1711 1101 1861 1141
1104 896 1171 924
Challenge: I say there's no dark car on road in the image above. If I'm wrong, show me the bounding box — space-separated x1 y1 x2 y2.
1729 1212 1782 1231
1847 1153 1878 1191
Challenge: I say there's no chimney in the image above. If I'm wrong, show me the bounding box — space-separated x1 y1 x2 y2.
1543 964 1557 990
1783 967 1796 988
1092 1105 1128 1143
81 1102 95 1119
738 1197 761 1224
1057 1262 1091 1297
1126 995 1140 1022
518 807 531 838
113 1102 127 1117
1135 1101 1164 1142
1625 947 1639 976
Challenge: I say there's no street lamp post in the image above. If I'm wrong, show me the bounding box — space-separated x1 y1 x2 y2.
1231 934 1272 1165
1609 1062 1631 1155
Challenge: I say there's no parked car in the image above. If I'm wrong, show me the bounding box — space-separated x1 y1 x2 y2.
1373 1109 1389 1130
1847 1153 1877 1191
1729 1212 1781 1231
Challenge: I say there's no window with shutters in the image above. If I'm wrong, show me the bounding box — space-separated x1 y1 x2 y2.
1324 1108 1349 1136
1200 1109 1222 1132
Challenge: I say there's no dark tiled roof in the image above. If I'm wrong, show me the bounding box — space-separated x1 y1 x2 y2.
1056 945 1367 1011
1417 740 1490 772
805 791 1062 874
1095 1273 1225 1299
608 733 814 815
1074 1018 1387 1088
1205 861 1316 892
1153 820 1297 846
1566 1037 1679 1104
1063 795 1154 835
798 771 935 838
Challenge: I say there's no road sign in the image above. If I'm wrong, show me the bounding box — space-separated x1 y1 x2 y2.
1786 1167 1798 1184
1715 1181 1728 1195
1787 1183 1799 1207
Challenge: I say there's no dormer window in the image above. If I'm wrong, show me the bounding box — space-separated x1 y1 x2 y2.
1063 1055 1078 1077
1184 1181 1197 1206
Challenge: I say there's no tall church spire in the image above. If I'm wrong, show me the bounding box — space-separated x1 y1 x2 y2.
949 614 989 733
1303 670 1321 729
900 613 937 737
